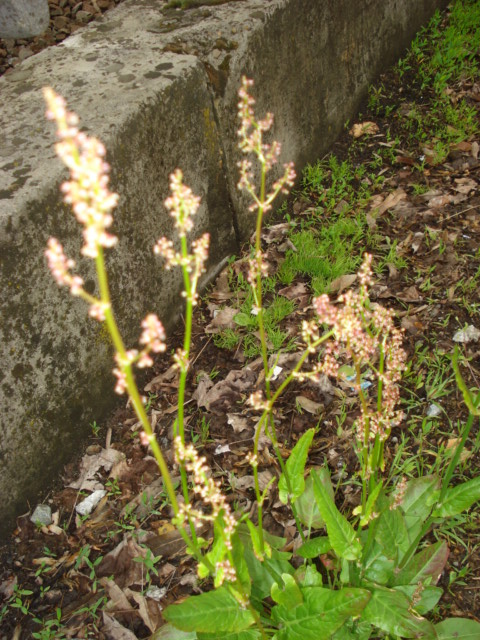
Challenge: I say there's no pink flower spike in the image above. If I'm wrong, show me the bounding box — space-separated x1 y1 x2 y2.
140 314 166 354
45 237 84 295
43 87 119 259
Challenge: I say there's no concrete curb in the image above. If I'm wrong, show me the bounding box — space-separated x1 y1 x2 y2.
0 0 446 536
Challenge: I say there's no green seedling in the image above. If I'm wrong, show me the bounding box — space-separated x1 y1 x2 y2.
133 547 162 589
105 477 122 497
90 420 100 436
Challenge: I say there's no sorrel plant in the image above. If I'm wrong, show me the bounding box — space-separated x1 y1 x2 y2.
43 79 480 639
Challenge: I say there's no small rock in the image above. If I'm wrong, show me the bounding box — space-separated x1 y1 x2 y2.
453 324 480 343
427 403 442 418
18 46 33 61
75 10 93 23
86 444 102 455
53 15 69 29
30 504 52 526
76 489 106 516
0 0 50 38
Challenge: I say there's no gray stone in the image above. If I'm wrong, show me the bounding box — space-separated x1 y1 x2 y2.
0 0 448 538
30 504 52 526
0 0 49 39
76 489 107 516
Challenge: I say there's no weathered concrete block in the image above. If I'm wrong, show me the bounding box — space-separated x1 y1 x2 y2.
0 0 49 38
0 0 447 537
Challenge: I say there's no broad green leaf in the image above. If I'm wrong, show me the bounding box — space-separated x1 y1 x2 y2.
295 564 323 587
231 532 251 597
374 508 410 564
198 631 261 640
272 587 371 640
271 574 304 609
163 587 255 633
357 480 383 527
435 618 480 639
400 476 440 524
296 536 331 559
331 620 372 640
394 540 449 587
263 527 288 550
362 543 395 586
234 312 252 327
312 470 362 561
279 429 315 504
433 477 480 517
246 519 271 562
153 624 197 640
296 469 333 529
237 524 293 602
361 588 436 639
394 585 443 615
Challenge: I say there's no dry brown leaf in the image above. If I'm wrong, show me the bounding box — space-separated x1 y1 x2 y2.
102 612 138 640
200 368 256 414
69 448 125 491
100 577 134 614
454 177 477 194
98 536 149 589
233 470 273 493
144 365 178 392
205 307 239 333
296 396 324 415
209 271 232 301
146 524 210 559
227 413 250 434
128 590 163 633
349 121 380 137
396 286 422 302
261 222 290 244
428 193 454 207
328 273 356 294
450 140 472 152
373 189 407 216
192 371 214 408
278 281 309 301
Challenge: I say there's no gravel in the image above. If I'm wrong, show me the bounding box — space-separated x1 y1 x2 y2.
0 0 126 77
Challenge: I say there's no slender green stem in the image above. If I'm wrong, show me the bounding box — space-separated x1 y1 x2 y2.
94 249 180 517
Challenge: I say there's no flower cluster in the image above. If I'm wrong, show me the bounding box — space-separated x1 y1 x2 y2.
112 314 166 394
247 250 269 286
45 237 84 296
139 314 166 362
314 254 407 443
43 87 118 259
163 169 201 238
174 437 237 585
237 76 295 213
154 170 209 305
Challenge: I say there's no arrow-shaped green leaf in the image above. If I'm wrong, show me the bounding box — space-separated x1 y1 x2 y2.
312 469 362 561
279 429 315 504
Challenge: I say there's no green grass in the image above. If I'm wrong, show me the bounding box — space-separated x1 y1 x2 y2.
278 219 365 295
